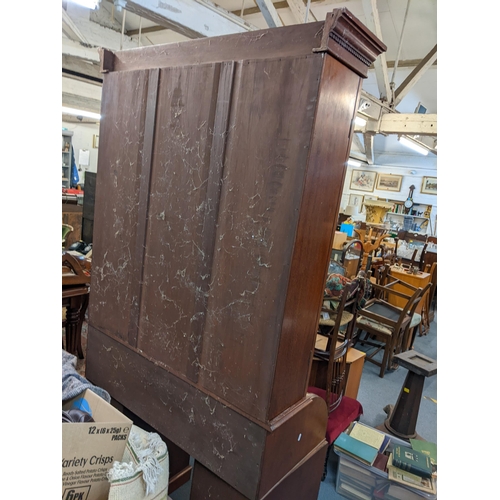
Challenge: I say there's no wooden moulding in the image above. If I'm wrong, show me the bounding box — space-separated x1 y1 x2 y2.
315 8 387 78
98 8 384 79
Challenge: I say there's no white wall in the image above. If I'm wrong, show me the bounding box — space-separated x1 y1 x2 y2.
62 121 100 185
342 164 438 236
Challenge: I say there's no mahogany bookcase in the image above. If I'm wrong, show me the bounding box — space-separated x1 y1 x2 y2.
86 8 385 499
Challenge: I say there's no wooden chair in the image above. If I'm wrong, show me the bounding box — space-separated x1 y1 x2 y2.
394 231 428 271
309 279 363 480
420 261 437 335
354 277 425 378
341 239 364 279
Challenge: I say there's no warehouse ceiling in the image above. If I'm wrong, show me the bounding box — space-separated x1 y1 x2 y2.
62 0 437 170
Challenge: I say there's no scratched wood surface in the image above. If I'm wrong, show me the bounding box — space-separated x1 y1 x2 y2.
87 8 385 499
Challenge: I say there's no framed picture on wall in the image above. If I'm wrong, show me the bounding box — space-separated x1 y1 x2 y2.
421 176 437 194
348 193 363 211
349 170 377 192
376 173 403 192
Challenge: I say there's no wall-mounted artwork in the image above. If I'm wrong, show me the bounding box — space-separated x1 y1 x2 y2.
421 176 437 194
348 193 363 211
349 170 377 192
376 173 403 192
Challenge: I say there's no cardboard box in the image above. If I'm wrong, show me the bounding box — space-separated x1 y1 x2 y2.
332 231 347 250
62 389 132 500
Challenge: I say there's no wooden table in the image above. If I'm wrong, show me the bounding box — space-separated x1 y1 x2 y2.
62 252 91 359
62 284 89 359
388 266 432 334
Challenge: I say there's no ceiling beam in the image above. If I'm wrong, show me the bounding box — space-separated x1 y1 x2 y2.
64 3 137 50
127 25 168 36
361 0 392 103
62 93 102 115
254 0 284 27
62 37 101 63
354 113 437 136
393 45 437 107
363 132 375 165
351 133 365 155
62 55 103 83
286 0 316 24
62 7 88 43
117 0 258 39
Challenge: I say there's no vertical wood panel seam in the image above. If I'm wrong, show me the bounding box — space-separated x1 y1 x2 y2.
191 61 237 383
128 68 160 347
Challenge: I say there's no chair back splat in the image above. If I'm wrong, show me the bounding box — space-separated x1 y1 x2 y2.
309 273 366 480
354 273 426 378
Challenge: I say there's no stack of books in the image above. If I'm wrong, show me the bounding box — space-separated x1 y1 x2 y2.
333 422 437 500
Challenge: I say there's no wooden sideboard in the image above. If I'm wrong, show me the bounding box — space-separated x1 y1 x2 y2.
85 9 385 499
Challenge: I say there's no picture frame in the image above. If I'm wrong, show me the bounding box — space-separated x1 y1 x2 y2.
349 170 377 192
93 134 99 148
348 193 363 211
376 173 403 192
421 176 437 195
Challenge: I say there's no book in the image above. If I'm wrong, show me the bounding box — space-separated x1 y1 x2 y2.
392 444 433 478
387 453 437 495
410 438 437 466
334 432 378 466
349 422 386 450
386 484 430 500
372 452 389 472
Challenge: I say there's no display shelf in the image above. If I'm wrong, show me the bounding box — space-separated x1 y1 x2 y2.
386 213 429 220
62 130 73 189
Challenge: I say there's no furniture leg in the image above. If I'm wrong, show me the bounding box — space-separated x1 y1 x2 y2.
65 296 83 356
76 294 90 359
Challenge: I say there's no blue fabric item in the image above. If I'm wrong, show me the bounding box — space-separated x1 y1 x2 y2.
62 350 110 403
70 147 79 187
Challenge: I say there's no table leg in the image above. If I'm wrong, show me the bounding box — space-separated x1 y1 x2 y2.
65 296 83 357
76 294 90 359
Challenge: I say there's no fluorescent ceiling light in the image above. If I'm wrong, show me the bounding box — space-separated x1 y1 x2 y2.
347 159 362 168
68 0 100 8
62 107 101 120
354 116 367 127
399 136 429 156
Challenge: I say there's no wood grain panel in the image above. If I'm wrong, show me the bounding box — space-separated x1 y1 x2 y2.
199 55 323 422
89 70 151 342
190 440 327 500
269 54 362 419
87 324 266 499
137 63 222 380
112 22 324 72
